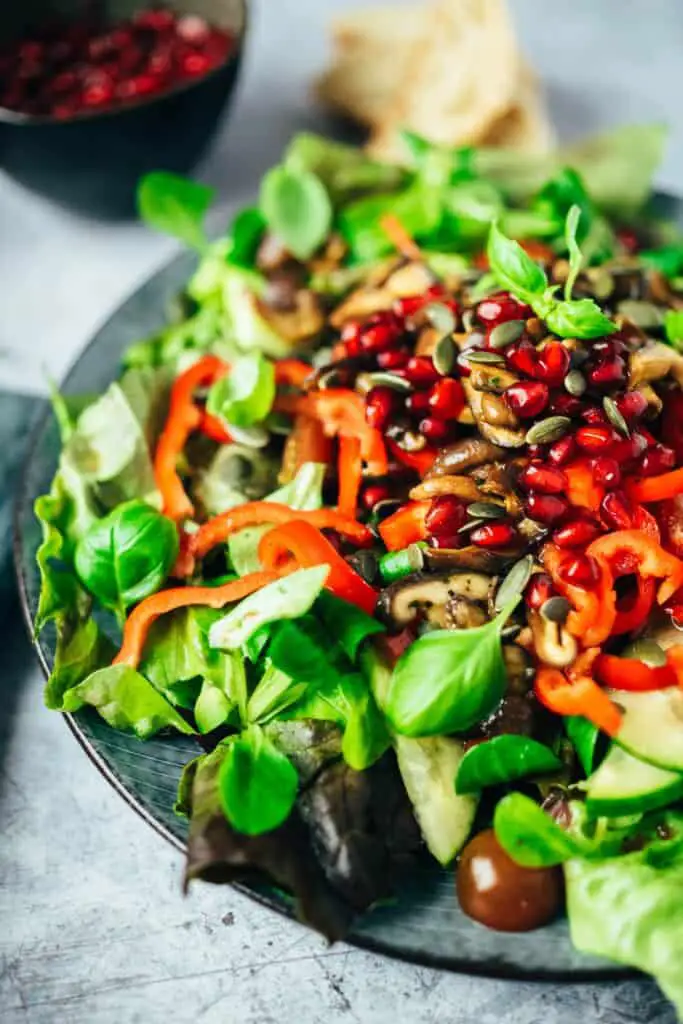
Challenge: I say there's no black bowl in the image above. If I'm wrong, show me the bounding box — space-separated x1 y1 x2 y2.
0 0 247 217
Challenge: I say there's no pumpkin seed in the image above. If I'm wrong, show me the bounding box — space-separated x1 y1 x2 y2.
494 555 534 612
603 396 630 437
363 371 413 393
525 416 572 445
564 369 587 397
458 518 485 534
569 347 590 368
540 595 572 624
318 366 344 389
488 319 525 349
467 501 507 520
425 301 456 335
620 638 667 667
312 346 334 368
461 309 476 332
462 349 506 366
617 299 663 330
501 623 522 640
433 334 456 375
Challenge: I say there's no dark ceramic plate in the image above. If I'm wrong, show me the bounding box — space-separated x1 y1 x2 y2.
19 198 680 978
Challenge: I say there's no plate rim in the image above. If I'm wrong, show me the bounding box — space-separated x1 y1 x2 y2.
13 228 653 984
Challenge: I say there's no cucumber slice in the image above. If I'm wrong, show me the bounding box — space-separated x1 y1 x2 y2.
586 744 683 816
395 735 477 866
610 687 683 772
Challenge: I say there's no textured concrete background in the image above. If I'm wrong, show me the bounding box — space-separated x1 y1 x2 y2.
1 1 683 1021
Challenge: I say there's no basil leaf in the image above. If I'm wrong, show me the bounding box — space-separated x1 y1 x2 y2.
315 590 385 663
544 297 617 339
384 599 519 737
206 351 276 428
260 165 332 261
486 221 547 304
194 680 233 734
74 500 178 622
218 724 298 835
494 792 581 867
228 207 266 268
60 664 196 739
455 736 562 794
565 715 600 776
664 309 683 350
563 204 583 301
208 566 330 650
137 172 215 251
247 665 308 724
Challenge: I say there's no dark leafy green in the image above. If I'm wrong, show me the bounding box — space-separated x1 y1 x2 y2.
314 590 385 662
494 792 582 867
455 736 562 794
218 724 298 835
664 309 683 349
74 500 178 622
384 599 519 737
60 665 196 739
228 207 266 268
565 715 601 776
260 165 332 260
641 243 683 280
137 171 215 251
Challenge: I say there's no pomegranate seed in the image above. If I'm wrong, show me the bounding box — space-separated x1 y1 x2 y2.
617 228 640 254
608 433 649 463
477 293 531 327
425 495 467 537
393 294 425 318
549 393 584 418
404 356 440 385
83 80 115 106
589 357 627 387
637 427 657 447
361 484 391 510
360 318 399 353
581 406 609 426
406 391 431 415
420 417 451 444
365 387 399 430
557 554 600 588
505 381 549 419
429 533 463 550
181 53 212 76
600 490 634 530
615 390 648 423
428 378 465 419
534 342 570 386
518 464 567 494
377 348 410 370
525 493 568 524
470 522 517 548
591 457 621 488
575 425 619 453
176 15 210 43
525 573 555 610
638 444 676 477
134 9 176 30
547 436 577 466
340 321 362 356
506 338 538 377
553 518 602 548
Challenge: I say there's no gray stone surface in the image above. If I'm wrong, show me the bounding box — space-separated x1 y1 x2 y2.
1 1 682 1021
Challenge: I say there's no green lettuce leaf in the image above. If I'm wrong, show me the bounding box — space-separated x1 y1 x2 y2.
44 617 116 711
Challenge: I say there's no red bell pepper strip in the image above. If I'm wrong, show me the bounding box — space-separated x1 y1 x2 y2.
386 439 438 477
337 435 363 518
612 575 656 635
296 390 388 476
628 466 683 504
154 355 228 521
595 652 677 692
258 519 378 615
587 529 683 605
543 544 616 647
279 413 333 483
379 501 430 552
664 645 683 689
534 666 622 737
190 501 374 562
564 461 605 513
197 409 233 444
274 359 313 389
633 503 660 540
113 570 282 669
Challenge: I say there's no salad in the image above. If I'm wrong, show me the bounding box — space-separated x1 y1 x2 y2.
35 125 683 1010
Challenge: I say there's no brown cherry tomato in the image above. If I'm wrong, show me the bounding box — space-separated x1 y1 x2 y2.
456 828 563 932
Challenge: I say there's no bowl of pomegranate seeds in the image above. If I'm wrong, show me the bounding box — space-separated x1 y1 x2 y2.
0 2 246 215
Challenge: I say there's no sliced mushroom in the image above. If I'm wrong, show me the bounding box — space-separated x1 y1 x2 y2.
503 644 532 696
463 380 526 448
479 393 520 429
414 326 442 357
445 595 488 630
263 268 303 312
256 290 325 344
378 571 494 628
629 341 683 389
424 545 513 574
529 610 578 668
637 383 663 417
329 287 393 327
256 233 295 273
309 233 347 276
384 261 435 298
409 474 485 503
426 437 506 478
468 365 519 394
